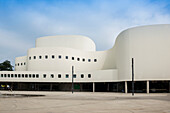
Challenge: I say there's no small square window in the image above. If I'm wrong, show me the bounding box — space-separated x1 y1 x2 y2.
34 56 36 59
21 63 23 65
24 62 26 65
18 74 21 78
51 74 54 78
73 74 76 78
39 56 42 59
11 74 13 78
8 74 10 77
82 58 85 62
88 74 91 78
77 58 80 61
29 74 31 78
45 55 48 59
33 74 35 78
15 74 17 77
81 74 84 78
43 74 46 78
4 74 7 77
58 55 62 59
22 74 24 78
66 74 69 78
1 74 3 77
72 57 74 60
29 57 31 60
52 55 55 59
88 59 91 62
94 59 97 62
25 74 28 78
36 74 39 78
58 74 61 78
65 56 68 59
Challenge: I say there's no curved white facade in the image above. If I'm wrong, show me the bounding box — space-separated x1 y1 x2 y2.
1 24 170 93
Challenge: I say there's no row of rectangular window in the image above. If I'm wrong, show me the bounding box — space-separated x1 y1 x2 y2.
15 62 26 66
0 74 91 78
29 55 97 62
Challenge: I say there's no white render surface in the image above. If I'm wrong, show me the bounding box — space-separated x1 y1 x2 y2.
1 24 170 82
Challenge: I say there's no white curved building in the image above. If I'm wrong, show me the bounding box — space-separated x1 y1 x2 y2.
0 24 170 93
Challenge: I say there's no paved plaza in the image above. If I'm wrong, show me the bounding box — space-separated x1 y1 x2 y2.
0 91 170 113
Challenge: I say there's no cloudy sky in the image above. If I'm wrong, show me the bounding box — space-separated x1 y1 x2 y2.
0 0 170 65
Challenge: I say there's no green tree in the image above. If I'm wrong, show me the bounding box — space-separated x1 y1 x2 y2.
0 60 13 71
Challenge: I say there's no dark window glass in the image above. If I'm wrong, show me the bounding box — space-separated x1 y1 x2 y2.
1 74 3 77
65 56 68 59
58 74 61 78
82 58 85 62
36 74 39 78
58 55 62 59
33 74 35 78
43 74 46 78
77 58 80 61
29 57 31 60
29 74 31 78
25 74 28 78
4 74 6 77
73 74 76 78
88 74 91 78
51 74 54 78
15 64 17 66
39 56 42 59
24 62 26 65
52 55 55 59
21 63 23 65
45 55 48 59
18 74 21 78
15 74 17 77
22 74 24 78
72 57 74 60
11 74 13 78
8 74 10 77
81 74 84 78
18 63 19 66
88 59 91 62
34 56 36 59
94 59 97 62
66 74 69 78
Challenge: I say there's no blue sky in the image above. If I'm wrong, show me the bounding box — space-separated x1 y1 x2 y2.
0 0 170 65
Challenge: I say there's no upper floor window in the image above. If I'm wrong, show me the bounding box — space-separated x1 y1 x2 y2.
29 57 31 60
18 74 21 78
36 74 39 78
77 58 80 61
8 74 10 77
43 74 46 78
51 74 54 78
88 74 91 78
73 74 76 78
1 74 3 77
66 74 69 78
25 74 28 78
88 59 91 62
24 62 26 65
81 74 84 78
82 58 85 62
52 55 55 59
18 63 19 66
21 63 23 65
33 74 35 78
29 74 31 78
94 59 97 62
58 74 61 78
72 57 74 60
22 74 24 78
15 74 17 77
11 74 13 78
34 56 36 59
65 56 68 59
45 55 48 59
39 56 42 59
58 55 62 59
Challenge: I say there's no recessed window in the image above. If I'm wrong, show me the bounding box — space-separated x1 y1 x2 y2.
8 74 10 77
18 74 21 78
11 74 13 78
88 74 91 78
34 56 36 59
33 74 35 78
15 74 17 77
22 74 24 78
82 58 85 62
25 74 28 78
94 59 97 62
52 55 55 59
58 74 61 78
18 63 19 66
51 74 54 78
58 55 62 59
65 56 68 59
66 74 69 78
24 62 26 65
72 57 74 60
21 63 23 65
29 74 31 78
73 74 76 78
36 74 39 78
29 57 31 60
77 58 80 61
88 59 91 62
39 56 42 59
4 74 6 77
43 74 46 78
81 74 84 78
1 74 3 77
45 55 48 59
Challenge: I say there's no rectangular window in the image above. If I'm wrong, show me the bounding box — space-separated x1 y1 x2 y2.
18 63 19 66
25 74 28 78
88 59 91 62
88 74 91 78
8 74 10 77
18 74 21 78
33 74 35 78
66 74 69 78
51 74 54 78
11 74 13 78
36 74 39 78
73 74 76 78
58 55 62 59
24 62 26 65
45 55 48 59
22 74 24 78
15 74 17 77
82 58 85 62
81 74 84 78
77 58 80 61
72 57 74 60
34 56 36 59
58 74 61 78
43 74 46 78
52 55 55 59
1 74 3 77
4 74 7 77
29 56 31 60
29 74 31 78
21 63 23 65
65 56 68 59
94 59 97 62
39 56 42 59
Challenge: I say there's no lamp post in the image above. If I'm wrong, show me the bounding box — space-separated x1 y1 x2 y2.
132 58 134 96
